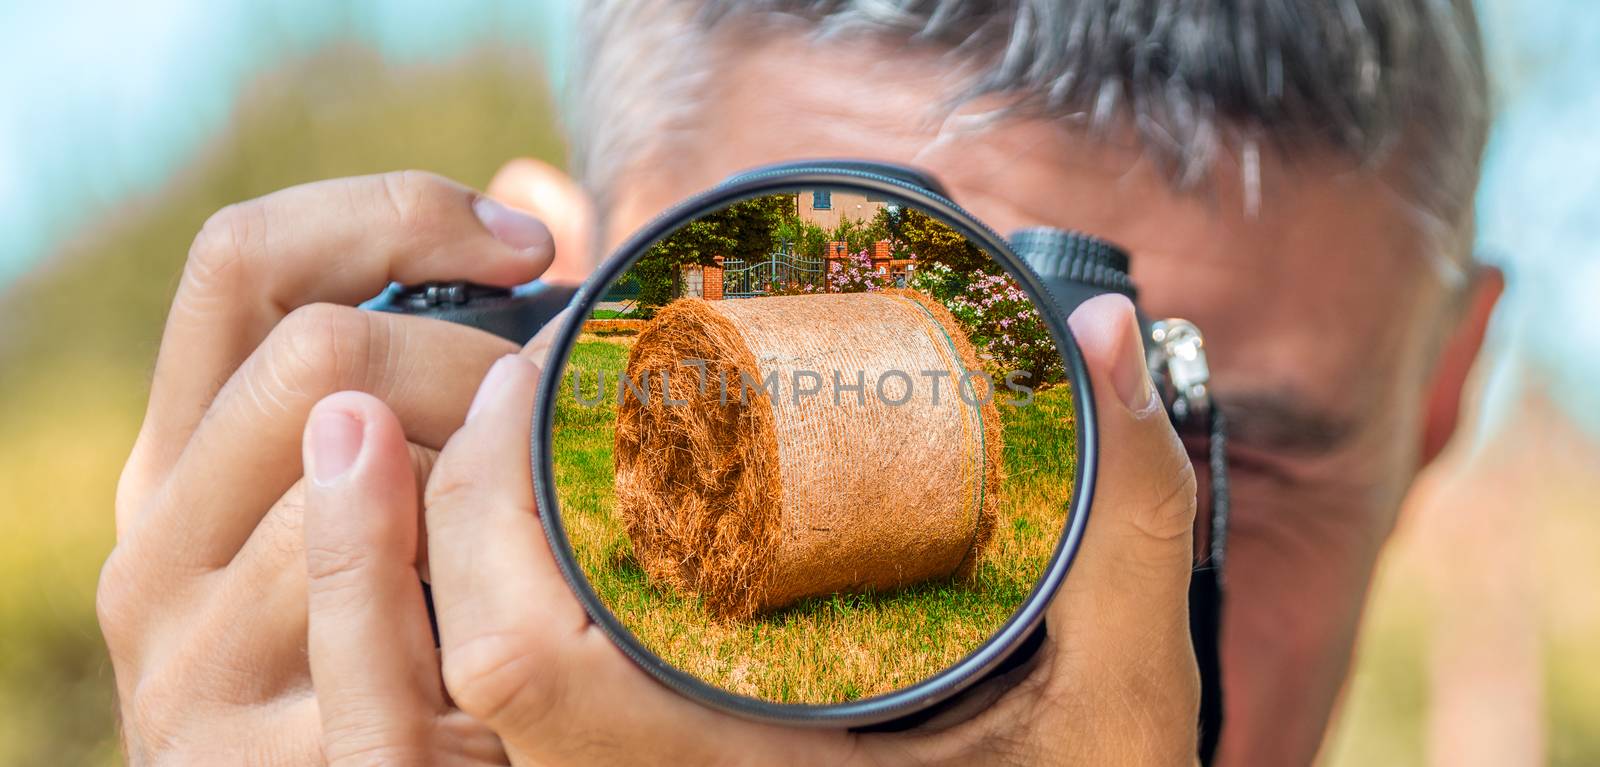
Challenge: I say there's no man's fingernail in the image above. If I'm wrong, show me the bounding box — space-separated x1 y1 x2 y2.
1071 294 1158 414
467 355 521 423
472 195 552 255
309 410 365 485
1112 304 1158 414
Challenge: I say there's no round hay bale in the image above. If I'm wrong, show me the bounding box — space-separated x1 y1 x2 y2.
613 290 1003 619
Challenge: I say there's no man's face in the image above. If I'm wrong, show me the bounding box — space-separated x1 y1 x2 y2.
599 32 1459 765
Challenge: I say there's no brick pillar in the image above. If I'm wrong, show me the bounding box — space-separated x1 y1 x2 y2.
872 239 893 277
704 256 724 300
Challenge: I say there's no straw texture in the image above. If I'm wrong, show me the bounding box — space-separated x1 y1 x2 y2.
614 291 1003 619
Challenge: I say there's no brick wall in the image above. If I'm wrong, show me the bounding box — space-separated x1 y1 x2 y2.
872 239 892 263
871 239 893 279
704 256 725 301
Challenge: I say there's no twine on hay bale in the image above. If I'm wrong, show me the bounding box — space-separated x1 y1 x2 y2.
614 290 1003 619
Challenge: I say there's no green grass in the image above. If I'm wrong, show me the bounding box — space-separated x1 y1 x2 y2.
590 308 645 320
550 336 1078 704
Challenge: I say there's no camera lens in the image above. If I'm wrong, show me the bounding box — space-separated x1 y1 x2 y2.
534 172 1095 727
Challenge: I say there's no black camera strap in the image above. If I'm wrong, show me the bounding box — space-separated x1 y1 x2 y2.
1191 405 1229 765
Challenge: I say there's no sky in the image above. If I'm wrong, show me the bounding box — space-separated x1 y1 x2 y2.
0 0 573 285
1 0 1596 435
1471 0 1600 437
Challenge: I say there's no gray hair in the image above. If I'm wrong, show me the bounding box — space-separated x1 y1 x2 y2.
571 0 1487 265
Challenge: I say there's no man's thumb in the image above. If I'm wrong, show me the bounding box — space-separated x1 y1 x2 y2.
1035 293 1202 767
1067 293 1198 592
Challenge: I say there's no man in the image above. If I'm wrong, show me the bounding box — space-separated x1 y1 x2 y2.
98 1 1501 764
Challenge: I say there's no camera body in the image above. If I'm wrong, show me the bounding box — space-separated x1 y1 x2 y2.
366 160 1226 763
363 274 576 340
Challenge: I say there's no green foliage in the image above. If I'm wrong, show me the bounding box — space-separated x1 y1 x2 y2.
906 254 969 302
631 254 680 308
635 194 793 307
874 205 992 274
829 214 887 255
773 215 828 258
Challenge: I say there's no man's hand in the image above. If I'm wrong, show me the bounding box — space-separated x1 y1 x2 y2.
97 170 562 763
305 292 1203 765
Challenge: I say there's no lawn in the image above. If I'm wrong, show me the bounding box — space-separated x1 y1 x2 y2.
590 308 644 320
549 335 1078 704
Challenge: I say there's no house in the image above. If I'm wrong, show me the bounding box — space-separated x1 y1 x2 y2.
796 188 889 230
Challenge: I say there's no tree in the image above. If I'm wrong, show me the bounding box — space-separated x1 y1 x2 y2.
633 194 793 307
773 216 828 259
873 206 993 275
830 214 887 255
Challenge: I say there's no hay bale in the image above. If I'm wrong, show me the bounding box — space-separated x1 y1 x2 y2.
614 290 1003 619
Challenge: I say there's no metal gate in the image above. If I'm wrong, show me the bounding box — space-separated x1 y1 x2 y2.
722 249 825 298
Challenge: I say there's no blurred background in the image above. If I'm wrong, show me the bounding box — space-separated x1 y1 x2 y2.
0 1 1593 764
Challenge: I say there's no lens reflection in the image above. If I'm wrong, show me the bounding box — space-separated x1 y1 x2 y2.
550 188 1076 704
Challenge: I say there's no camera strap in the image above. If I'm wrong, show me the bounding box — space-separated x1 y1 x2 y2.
1148 317 1230 765
1190 404 1229 765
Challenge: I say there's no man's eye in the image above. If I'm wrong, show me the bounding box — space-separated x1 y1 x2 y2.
1212 394 1359 459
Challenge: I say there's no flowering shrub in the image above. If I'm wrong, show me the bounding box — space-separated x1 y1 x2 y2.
911 262 1064 385
907 260 964 302
825 249 894 293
